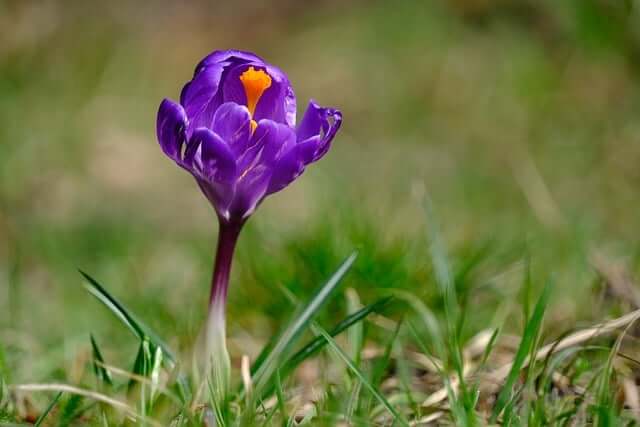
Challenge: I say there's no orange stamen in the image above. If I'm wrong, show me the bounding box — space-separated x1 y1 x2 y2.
239 66 272 119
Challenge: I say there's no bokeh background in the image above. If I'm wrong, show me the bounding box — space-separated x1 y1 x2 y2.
1 0 640 384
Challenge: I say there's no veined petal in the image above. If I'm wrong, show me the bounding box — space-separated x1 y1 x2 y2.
296 100 342 161
230 120 296 218
195 177 235 220
236 119 296 173
180 66 225 134
190 128 237 184
266 145 306 195
211 102 252 157
194 50 263 76
228 164 272 219
157 99 188 163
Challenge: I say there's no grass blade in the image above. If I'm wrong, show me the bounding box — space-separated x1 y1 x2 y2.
34 391 62 426
90 334 113 387
79 270 176 364
346 288 364 365
251 252 357 395
490 278 552 422
284 296 393 372
313 324 409 427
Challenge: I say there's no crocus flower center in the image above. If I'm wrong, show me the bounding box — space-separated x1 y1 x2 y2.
239 66 272 132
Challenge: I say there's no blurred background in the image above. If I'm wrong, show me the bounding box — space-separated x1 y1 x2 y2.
1 0 640 384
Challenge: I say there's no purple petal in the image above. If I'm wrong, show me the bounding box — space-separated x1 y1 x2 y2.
194 50 263 76
229 120 296 218
237 119 296 173
211 102 252 156
266 145 306 195
296 135 323 164
296 100 342 162
180 65 225 134
189 128 237 184
181 51 261 135
228 164 272 219
222 63 296 127
196 177 235 220
157 99 188 163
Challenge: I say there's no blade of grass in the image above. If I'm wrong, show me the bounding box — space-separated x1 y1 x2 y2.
12 383 162 426
274 370 287 426
423 199 481 425
90 334 113 387
365 317 403 416
490 278 552 422
250 252 357 396
34 391 62 427
423 197 468 419
346 288 364 365
594 312 640 425
149 346 163 405
129 338 153 390
313 324 409 427
254 295 392 407
79 270 176 364
284 296 393 372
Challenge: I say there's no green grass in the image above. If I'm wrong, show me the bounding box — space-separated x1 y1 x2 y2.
3 0 640 425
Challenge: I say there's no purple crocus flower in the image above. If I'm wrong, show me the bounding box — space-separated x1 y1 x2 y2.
156 49 341 397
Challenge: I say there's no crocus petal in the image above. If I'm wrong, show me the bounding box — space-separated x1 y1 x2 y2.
230 120 296 218
210 102 252 157
194 50 263 76
181 51 261 135
296 100 342 162
180 66 225 134
254 64 296 128
236 119 296 174
196 176 235 220
296 135 323 164
157 99 188 163
228 164 272 219
222 63 296 127
266 145 306 195
190 128 237 184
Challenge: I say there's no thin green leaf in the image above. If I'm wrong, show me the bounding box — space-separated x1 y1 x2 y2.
90 334 113 387
58 394 83 426
372 317 403 390
346 288 364 365
149 346 163 405
364 317 403 416
251 252 357 395
34 391 62 427
284 296 393 372
423 197 467 418
313 324 409 427
129 338 154 390
79 270 176 364
274 370 287 425
491 278 552 422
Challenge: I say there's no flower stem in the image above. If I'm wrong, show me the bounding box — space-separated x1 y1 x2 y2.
209 220 243 311
205 219 243 408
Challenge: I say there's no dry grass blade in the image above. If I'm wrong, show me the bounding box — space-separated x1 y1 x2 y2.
490 308 640 382
241 355 252 399
421 308 640 409
410 411 446 425
10 383 162 426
